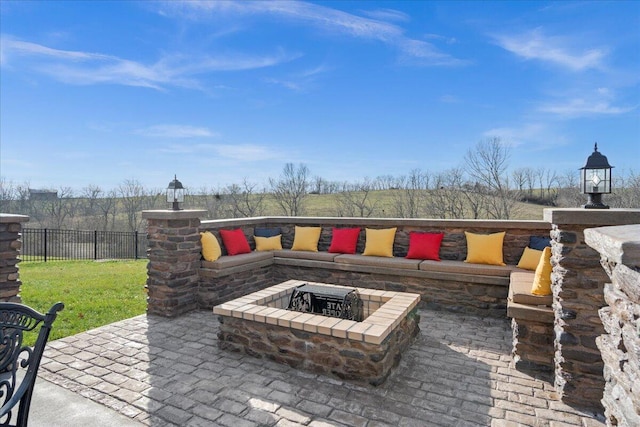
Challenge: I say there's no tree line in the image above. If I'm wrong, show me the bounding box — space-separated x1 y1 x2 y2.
2 138 638 232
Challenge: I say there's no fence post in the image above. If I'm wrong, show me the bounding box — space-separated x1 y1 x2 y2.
44 228 48 262
0 214 30 302
134 231 139 260
94 230 98 260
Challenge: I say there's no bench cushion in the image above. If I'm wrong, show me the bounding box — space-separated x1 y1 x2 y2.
273 250 339 262
334 254 421 270
202 251 274 269
419 260 514 277
510 271 553 306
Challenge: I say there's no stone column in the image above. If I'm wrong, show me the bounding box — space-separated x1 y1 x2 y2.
141 210 207 317
0 213 29 303
544 208 640 411
585 224 640 426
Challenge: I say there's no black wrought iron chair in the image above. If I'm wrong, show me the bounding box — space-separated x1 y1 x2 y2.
0 302 64 427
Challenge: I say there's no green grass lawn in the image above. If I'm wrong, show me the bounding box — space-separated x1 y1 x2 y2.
18 259 148 345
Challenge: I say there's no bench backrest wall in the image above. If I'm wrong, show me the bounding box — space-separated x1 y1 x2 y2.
200 217 552 264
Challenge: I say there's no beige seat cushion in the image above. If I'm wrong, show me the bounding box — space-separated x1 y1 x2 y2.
202 251 273 269
419 260 514 277
273 250 339 262
334 254 421 270
510 271 553 306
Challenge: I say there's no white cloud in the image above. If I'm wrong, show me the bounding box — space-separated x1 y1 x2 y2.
157 142 279 162
0 36 297 90
539 98 633 117
483 123 546 147
163 0 465 67
493 28 606 71
360 8 410 23
538 87 635 118
136 125 218 138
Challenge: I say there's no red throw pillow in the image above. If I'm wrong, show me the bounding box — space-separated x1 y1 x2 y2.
328 227 361 254
406 232 444 261
219 229 251 256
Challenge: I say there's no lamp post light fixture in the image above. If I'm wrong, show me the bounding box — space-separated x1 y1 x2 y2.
580 143 613 209
166 175 185 211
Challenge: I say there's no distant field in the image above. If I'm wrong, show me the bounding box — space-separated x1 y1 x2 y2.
19 259 147 345
194 189 549 220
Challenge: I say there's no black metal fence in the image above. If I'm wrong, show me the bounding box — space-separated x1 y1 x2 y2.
21 228 147 262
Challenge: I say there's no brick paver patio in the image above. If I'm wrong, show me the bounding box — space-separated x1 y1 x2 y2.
39 308 605 427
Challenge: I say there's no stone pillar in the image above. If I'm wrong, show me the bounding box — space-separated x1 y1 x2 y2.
141 210 207 317
585 224 640 427
0 213 29 303
544 208 640 411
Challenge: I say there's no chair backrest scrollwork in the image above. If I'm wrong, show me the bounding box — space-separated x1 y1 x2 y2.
0 302 64 427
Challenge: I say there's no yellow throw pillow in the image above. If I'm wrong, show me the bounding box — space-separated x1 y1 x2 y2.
531 246 553 296
464 231 506 266
200 231 221 261
255 235 283 251
363 227 397 257
291 226 322 252
517 247 543 271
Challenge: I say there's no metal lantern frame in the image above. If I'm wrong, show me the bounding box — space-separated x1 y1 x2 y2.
580 143 613 209
166 175 185 211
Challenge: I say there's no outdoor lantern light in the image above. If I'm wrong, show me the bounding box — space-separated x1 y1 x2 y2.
580 143 613 209
166 175 185 211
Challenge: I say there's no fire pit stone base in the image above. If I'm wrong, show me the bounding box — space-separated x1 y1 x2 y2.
214 280 420 386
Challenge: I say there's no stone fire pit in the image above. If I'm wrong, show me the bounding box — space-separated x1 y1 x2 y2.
213 279 420 386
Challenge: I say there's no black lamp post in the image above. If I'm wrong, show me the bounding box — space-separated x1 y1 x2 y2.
166 175 185 211
580 143 613 209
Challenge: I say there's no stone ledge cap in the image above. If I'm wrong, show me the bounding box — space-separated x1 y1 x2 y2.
584 224 640 268
544 208 640 226
0 214 30 224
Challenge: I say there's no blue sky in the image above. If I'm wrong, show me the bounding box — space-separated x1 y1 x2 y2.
1 1 638 192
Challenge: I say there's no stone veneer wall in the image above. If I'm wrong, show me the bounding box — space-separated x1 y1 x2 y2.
544 209 640 411
142 210 207 317
218 308 420 386
0 214 29 303
511 317 555 369
584 224 640 427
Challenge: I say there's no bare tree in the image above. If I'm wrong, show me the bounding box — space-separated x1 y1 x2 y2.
524 167 536 200
32 187 76 228
118 179 147 232
226 179 266 217
94 189 118 231
609 168 640 208
0 178 17 212
536 167 559 204
512 168 528 195
429 168 467 219
269 163 310 216
556 169 583 207
391 169 431 218
335 180 377 217
464 137 518 219
192 186 231 219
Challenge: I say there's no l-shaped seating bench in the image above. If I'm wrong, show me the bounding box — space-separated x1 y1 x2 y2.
198 218 555 368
